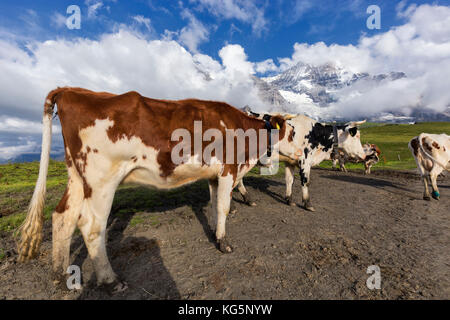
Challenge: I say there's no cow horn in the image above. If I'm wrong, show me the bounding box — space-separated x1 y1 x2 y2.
283 114 296 120
346 119 366 127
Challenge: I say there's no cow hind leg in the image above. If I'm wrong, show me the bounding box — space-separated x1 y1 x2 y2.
237 179 256 207
421 176 431 201
301 185 315 211
413 153 431 201
429 170 441 200
299 165 315 212
215 174 234 253
285 165 296 206
77 179 127 293
52 175 83 286
417 161 432 201
208 179 218 227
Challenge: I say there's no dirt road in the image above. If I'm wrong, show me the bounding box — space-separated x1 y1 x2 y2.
1 168 449 299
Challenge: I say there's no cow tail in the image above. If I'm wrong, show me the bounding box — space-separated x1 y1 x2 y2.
418 133 450 172
18 88 63 262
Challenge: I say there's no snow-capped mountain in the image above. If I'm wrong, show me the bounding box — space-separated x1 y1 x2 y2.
253 61 450 122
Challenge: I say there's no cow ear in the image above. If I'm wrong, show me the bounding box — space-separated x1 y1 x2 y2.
347 126 358 137
269 115 285 131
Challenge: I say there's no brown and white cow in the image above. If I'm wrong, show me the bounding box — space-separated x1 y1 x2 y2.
18 87 302 290
408 133 450 200
235 113 366 211
331 143 381 174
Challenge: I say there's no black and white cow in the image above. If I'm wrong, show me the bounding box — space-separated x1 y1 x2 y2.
408 133 450 200
331 143 381 174
235 113 366 211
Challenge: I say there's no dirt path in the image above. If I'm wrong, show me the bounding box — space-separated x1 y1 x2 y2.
1 168 449 299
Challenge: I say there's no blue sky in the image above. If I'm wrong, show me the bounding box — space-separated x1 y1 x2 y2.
0 0 443 62
0 0 450 161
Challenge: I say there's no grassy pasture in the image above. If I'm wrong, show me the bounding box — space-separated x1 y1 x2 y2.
0 122 449 236
320 121 450 170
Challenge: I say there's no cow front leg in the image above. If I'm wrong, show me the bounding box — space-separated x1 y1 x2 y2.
285 164 296 206
364 162 371 175
237 179 256 207
215 174 234 253
339 157 347 172
299 164 315 211
332 159 338 170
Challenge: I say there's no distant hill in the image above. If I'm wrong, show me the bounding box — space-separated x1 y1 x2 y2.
0 152 65 164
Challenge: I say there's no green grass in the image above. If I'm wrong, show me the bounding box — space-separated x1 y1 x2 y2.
0 121 448 231
0 160 67 232
0 160 67 193
319 121 450 171
0 248 5 260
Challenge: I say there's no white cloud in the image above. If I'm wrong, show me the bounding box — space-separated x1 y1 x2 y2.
0 141 39 161
86 0 104 19
51 12 67 29
254 59 279 74
276 4 450 118
290 0 314 24
0 116 61 134
161 9 209 53
132 15 152 32
178 10 210 53
0 29 265 122
191 0 268 36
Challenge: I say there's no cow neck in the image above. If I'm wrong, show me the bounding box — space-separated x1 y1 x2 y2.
264 119 274 157
332 124 339 151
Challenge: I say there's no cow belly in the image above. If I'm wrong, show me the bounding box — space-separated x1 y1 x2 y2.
123 163 221 189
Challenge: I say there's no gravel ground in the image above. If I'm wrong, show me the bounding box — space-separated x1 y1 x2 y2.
0 168 449 299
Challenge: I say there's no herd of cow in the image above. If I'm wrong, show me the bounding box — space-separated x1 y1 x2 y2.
17 88 450 292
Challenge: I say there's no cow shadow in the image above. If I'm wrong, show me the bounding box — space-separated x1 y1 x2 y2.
233 176 286 205
321 174 414 194
70 181 215 299
75 237 180 300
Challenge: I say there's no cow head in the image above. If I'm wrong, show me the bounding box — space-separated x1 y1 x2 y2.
337 120 366 161
268 115 303 161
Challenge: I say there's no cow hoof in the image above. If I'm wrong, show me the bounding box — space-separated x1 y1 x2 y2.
305 205 316 212
248 201 257 207
286 196 296 206
229 202 237 214
432 191 440 200
101 278 128 295
423 195 431 201
218 238 233 253
52 272 71 291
